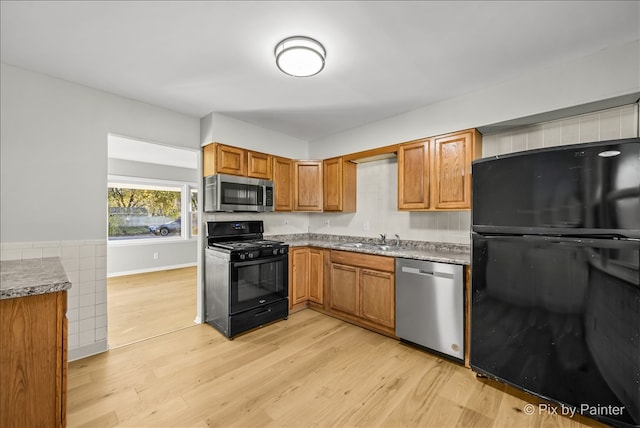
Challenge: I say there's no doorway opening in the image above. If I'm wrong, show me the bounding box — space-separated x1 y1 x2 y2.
106 134 200 348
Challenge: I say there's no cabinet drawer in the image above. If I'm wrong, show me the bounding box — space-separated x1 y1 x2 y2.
330 250 395 272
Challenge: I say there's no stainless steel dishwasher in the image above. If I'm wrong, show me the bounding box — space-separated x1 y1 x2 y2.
395 258 464 361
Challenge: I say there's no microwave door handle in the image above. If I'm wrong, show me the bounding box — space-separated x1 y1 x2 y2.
264 184 268 207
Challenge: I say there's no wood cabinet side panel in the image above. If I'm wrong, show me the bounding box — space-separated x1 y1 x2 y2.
464 265 471 368
342 161 357 212
202 144 217 177
0 293 60 428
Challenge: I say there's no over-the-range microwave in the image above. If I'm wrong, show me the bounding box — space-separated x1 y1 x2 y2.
204 174 274 212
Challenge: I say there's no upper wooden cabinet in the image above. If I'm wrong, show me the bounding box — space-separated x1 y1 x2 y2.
323 157 357 212
203 143 272 179
247 150 272 179
294 160 323 212
397 129 482 211
431 130 481 209
397 138 430 210
272 156 294 211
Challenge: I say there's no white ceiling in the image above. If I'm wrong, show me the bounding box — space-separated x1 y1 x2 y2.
1 1 639 142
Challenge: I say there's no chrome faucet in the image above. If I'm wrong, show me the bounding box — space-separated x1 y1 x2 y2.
394 234 400 246
379 233 387 244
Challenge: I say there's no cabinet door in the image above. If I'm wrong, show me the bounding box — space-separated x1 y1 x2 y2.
330 263 359 316
273 156 294 211
323 157 342 211
360 269 395 329
398 139 430 210
323 157 357 212
432 131 473 209
217 144 247 176
294 161 323 212
290 248 309 305
247 151 272 180
308 249 324 304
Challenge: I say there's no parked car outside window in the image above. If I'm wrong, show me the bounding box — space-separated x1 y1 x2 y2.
149 218 181 236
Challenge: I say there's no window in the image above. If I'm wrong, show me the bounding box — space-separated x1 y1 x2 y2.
108 179 198 241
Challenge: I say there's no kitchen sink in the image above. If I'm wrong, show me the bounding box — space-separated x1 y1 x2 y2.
339 242 407 251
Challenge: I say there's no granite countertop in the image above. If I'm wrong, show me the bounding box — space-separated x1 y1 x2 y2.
266 233 470 265
1 257 72 299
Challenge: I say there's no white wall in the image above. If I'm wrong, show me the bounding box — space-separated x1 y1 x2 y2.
0 63 201 360
201 112 309 159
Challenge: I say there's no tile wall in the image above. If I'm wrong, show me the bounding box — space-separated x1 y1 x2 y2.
482 104 638 157
1 239 108 361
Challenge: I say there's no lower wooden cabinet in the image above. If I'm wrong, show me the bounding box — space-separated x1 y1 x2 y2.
359 268 395 329
329 263 358 316
308 249 324 305
289 247 325 312
329 250 395 336
289 248 395 336
0 291 67 428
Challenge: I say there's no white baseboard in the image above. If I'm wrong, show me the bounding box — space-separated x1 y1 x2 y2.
68 340 108 362
107 262 197 278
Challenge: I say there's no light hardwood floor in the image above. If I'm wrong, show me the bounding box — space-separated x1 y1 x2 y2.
107 266 197 348
68 309 606 428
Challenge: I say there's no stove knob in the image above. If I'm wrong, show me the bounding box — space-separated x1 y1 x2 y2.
239 253 246 261
280 248 286 255
248 252 254 259
273 249 279 256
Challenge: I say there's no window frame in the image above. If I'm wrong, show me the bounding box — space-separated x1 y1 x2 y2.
107 175 198 245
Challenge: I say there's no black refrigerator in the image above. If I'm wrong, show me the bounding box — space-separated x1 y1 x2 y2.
471 138 640 428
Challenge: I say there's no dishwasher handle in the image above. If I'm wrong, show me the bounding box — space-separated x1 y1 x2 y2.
400 266 455 279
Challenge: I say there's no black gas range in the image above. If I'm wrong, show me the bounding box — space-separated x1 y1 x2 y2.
206 220 288 260
204 221 289 338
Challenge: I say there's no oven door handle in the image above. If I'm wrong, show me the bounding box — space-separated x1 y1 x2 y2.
230 254 288 268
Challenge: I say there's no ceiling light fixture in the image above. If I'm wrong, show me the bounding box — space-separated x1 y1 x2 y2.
274 36 325 77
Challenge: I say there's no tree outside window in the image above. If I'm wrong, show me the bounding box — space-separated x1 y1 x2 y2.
108 183 188 240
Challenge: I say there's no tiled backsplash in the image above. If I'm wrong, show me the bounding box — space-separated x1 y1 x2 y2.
482 104 638 157
1 240 108 361
309 159 472 244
